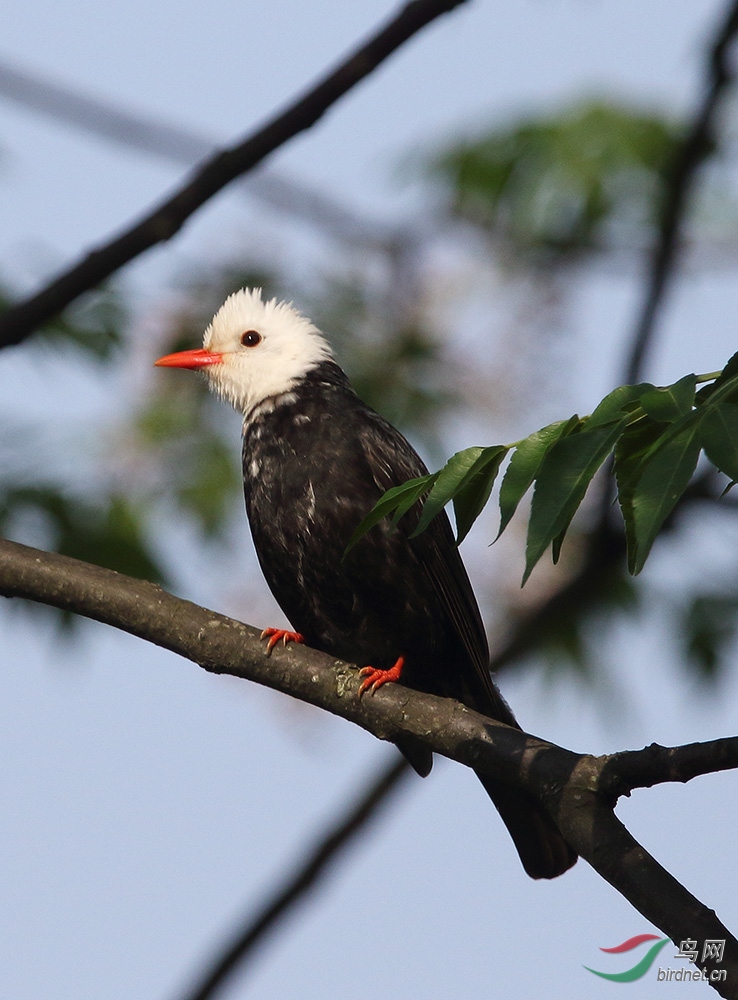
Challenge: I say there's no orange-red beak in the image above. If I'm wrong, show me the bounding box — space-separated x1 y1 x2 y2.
154 348 223 370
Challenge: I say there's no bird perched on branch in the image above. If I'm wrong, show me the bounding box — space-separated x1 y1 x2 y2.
155 288 576 879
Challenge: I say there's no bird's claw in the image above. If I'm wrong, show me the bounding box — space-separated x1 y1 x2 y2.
358 656 405 697
260 627 305 654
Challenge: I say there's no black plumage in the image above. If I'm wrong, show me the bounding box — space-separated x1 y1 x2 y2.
155 289 576 880
242 360 575 880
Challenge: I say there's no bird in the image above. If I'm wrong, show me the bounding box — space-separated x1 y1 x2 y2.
155 287 576 879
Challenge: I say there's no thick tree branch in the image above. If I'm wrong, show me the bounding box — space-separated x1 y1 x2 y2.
2 537 737 995
0 0 467 350
561 778 738 991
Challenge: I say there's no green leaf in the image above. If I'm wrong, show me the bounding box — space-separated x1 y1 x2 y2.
696 350 738 404
524 418 627 582
345 474 436 553
412 449 485 535
73 495 167 583
36 286 125 362
719 350 738 384
428 99 681 261
639 374 696 423
450 446 508 544
614 415 669 568
625 424 701 574
498 416 581 538
683 592 738 681
587 383 653 427
698 401 738 482
551 525 569 565
0 486 166 584
177 433 241 538
411 446 507 540
389 476 438 529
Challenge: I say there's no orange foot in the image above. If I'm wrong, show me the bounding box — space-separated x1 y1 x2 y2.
260 627 306 654
358 655 405 697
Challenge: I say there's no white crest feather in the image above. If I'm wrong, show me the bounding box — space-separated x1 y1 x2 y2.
201 289 333 416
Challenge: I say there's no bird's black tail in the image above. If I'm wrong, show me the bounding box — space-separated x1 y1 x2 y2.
477 772 577 879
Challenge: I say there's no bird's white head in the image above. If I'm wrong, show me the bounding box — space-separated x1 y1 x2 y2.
154 288 333 416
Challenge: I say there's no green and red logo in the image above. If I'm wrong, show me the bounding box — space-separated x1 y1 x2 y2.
584 934 669 982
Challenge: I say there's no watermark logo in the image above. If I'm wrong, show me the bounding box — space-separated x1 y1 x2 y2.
584 934 669 982
584 935 728 985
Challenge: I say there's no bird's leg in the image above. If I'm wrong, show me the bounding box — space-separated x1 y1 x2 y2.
358 655 405 696
260 627 306 654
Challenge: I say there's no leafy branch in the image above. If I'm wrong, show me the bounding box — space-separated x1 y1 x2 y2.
351 355 738 580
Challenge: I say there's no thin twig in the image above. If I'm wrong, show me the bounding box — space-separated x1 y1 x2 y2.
0 0 468 350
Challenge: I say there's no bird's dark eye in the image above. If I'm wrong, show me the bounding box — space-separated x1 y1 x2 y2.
241 330 262 347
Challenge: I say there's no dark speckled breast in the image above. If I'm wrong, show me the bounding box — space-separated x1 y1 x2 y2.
240 360 511 722
239 361 580 877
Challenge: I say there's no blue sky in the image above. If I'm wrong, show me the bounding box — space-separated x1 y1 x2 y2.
0 1 736 998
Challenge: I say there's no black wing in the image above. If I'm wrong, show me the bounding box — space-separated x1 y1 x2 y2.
358 409 515 724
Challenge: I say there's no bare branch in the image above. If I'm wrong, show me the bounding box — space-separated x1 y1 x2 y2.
0 0 468 350
601 737 738 797
559 778 738 991
0 57 399 251
174 755 411 1000
2 536 738 995
0 540 568 773
624 0 738 383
